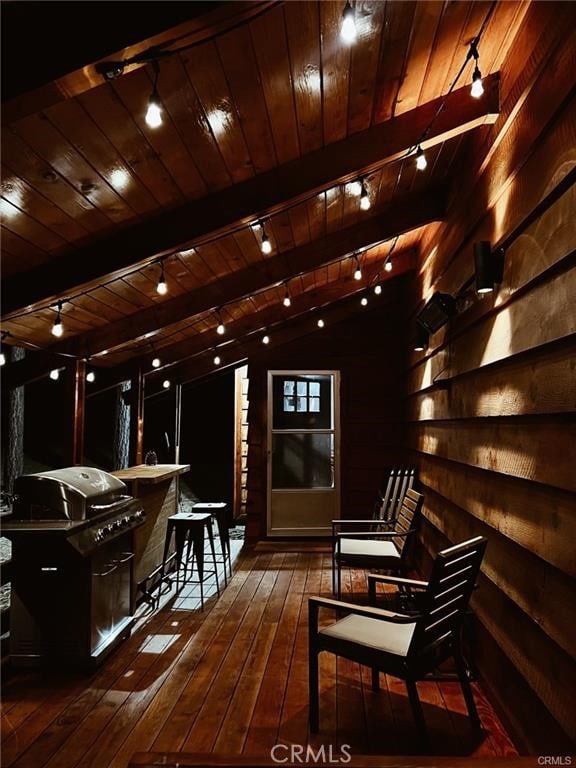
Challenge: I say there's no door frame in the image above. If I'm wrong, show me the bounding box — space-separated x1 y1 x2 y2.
266 369 341 537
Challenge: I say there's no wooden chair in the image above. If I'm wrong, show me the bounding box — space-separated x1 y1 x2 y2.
379 467 416 522
310 536 487 747
331 487 423 598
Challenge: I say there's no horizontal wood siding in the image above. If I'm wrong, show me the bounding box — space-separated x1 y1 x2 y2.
406 7 576 753
245 282 411 540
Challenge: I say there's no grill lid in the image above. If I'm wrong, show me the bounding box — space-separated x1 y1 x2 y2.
12 467 130 522
18 467 126 499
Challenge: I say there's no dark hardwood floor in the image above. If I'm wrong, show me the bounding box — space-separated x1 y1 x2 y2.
0 545 517 767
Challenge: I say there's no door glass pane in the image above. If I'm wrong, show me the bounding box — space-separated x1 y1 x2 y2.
272 374 332 429
272 433 334 489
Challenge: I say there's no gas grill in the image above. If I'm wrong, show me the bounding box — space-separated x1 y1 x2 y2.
2 467 145 668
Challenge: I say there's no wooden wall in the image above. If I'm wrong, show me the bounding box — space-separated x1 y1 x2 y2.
244 278 411 541
406 3 576 753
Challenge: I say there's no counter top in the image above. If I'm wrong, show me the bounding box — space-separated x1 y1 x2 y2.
112 464 190 485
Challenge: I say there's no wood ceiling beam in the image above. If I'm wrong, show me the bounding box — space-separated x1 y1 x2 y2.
57 186 445 355
3 186 442 390
89 247 416 394
150 275 408 387
2 76 499 314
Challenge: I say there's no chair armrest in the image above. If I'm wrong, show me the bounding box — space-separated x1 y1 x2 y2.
367 574 428 588
331 519 393 529
308 595 416 623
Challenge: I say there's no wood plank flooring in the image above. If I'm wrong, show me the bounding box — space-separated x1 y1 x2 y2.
0 544 517 767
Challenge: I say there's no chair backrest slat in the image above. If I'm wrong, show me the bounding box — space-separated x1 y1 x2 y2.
391 488 423 556
409 536 487 656
377 468 416 523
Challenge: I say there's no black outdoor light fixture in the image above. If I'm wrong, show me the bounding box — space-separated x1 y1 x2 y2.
474 241 505 294
413 325 429 352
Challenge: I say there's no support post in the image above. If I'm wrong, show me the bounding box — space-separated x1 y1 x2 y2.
112 381 131 470
174 383 182 464
129 368 145 466
64 358 86 465
4 346 25 489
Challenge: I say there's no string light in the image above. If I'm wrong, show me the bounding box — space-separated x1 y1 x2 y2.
361 296 368 306
86 370 96 383
317 319 325 328
213 355 221 366
283 284 291 307
360 180 371 211
51 301 64 337
152 357 161 368
259 221 272 255
469 42 484 98
156 261 168 295
49 368 60 381
145 62 163 128
415 145 427 171
0 351 5 367
374 284 382 295
216 310 225 335
162 379 171 389
340 1 357 44
353 254 362 281
384 260 393 273
262 334 270 345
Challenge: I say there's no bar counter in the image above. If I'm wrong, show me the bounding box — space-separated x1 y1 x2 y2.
112 464 190 602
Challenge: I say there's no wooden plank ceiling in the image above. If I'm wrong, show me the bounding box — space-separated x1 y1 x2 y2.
0 0 529 385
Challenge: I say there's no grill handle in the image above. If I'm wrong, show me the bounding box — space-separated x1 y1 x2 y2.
89 495 132 512
93 563 118 577
113 552 135 564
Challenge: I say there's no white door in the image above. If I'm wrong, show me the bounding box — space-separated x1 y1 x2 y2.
267 371 340 536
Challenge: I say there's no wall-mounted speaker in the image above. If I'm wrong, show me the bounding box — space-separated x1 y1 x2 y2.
416 292 456 334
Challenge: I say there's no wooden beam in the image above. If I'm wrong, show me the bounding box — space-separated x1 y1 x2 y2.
3 75 499 313
147 277 404 387
44 187 446 361
63 358 86 466
95 247 416 390
129 368 145 466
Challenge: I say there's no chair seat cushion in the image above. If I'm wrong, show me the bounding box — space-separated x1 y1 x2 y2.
339 538 400 559
320 614 415 657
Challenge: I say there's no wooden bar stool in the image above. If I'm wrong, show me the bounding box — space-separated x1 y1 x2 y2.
160 512 220 608
192 502 232 585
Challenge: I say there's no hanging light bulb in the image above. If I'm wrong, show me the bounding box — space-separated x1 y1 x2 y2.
216 311 225 335
374 284 382 295
360 180 371 211
415 145 427 171
86 370 96 383
51 301 64 337
348 180 362 196
471 65 484 98
156 261 168 295
145 62 163 128
214 355 221 366
260 222 272 255
0 351 6 367
262 334 270 345
353 254 362 281
283 285 291 307
384 260 393 273
152 357 161 368
340 1 357 44
361 297 368 306
317 319 325 328
469 41 484 99
162 379 171 389
49 369 60 381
